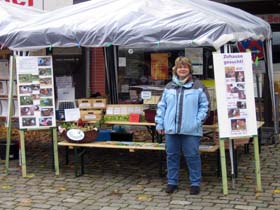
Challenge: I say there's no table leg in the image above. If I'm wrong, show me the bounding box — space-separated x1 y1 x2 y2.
146 126 155 142
74 147 86 177
65 147 69 165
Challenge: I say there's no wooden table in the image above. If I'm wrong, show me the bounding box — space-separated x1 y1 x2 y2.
58 140 219 177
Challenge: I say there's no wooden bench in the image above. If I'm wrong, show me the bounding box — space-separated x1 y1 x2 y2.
58 140 219 177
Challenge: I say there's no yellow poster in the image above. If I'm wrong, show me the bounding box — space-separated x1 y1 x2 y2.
151 53 168 80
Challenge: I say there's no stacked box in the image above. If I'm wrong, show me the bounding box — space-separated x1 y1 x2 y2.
80 109 103 121
92 98 107 109
78 98 92 109
78 98 107 122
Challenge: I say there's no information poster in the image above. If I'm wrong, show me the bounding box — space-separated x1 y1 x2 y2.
213 52 257 138
151 53 168 80
16 56 56 129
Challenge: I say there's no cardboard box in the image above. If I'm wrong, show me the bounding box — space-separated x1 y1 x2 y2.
95 130 111 142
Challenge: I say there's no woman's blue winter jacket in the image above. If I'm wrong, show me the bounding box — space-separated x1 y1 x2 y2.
155 78 209 137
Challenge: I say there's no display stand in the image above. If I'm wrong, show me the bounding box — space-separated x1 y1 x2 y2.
213 52 263 195
5 55 59 177
219 135 262 195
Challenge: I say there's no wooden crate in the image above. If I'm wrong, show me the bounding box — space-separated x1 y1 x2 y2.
143 96 160 104
92 98 107 109
78 98 92 109
80 109 103 121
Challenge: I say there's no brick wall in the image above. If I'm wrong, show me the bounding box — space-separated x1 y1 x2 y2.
90 48 106 96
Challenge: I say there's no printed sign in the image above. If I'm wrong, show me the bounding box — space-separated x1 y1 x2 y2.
213 52 257 138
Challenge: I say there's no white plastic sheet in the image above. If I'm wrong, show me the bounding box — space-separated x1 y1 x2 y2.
0 1 44 45
0 0 271 50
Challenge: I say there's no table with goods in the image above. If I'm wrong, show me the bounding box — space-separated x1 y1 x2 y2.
57 102 220 176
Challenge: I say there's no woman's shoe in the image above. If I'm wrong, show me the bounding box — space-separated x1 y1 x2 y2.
165 184 178 194
190 186 200 195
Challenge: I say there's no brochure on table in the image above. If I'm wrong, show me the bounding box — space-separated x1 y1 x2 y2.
16 56 56 129
213 52 257 138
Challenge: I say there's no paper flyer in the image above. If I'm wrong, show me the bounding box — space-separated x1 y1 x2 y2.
213 52 257 138
16 56 56 129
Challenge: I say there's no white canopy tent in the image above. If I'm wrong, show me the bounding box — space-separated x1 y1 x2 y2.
0 0 277 189
0 0 277 151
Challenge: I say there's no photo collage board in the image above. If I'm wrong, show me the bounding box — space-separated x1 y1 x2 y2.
16 56 56 129
213 52 257 138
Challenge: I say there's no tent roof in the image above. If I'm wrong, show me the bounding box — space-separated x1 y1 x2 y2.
0 0 271 50
0 1 44 43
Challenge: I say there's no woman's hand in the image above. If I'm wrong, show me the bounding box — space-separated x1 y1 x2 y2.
157 129 165 135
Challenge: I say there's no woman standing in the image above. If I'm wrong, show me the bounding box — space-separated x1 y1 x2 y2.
155 56 209 195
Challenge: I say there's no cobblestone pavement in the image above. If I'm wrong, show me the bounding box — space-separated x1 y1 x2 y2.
0 139 280 210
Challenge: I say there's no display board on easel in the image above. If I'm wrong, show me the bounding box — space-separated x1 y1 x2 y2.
212 52 261 195
213 52 258 138
16 56 56 129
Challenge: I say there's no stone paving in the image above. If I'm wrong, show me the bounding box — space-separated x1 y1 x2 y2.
1 138 280 210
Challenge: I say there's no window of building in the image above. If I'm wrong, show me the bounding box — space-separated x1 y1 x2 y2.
117 47 215 103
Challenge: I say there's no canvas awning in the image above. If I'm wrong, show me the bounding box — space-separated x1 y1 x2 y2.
0 0 271 51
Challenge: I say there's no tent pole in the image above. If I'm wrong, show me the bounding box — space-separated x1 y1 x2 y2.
85 48 91 97
265 39 278 143
113 46 119 103
104 48 111 103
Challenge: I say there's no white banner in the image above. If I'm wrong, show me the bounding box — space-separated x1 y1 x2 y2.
213 52 257 138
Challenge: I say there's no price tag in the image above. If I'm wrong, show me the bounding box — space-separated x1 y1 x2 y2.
141 91 151 100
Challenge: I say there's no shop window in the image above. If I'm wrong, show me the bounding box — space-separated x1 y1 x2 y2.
117 47 215 103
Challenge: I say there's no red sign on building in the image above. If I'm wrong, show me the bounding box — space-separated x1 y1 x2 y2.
5 0 33 6
258 14 280 24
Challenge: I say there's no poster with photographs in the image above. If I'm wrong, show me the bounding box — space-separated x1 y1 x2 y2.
16 56 56 129
213 52 257 138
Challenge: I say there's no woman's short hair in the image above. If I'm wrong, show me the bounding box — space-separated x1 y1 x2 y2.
172 56 193 75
